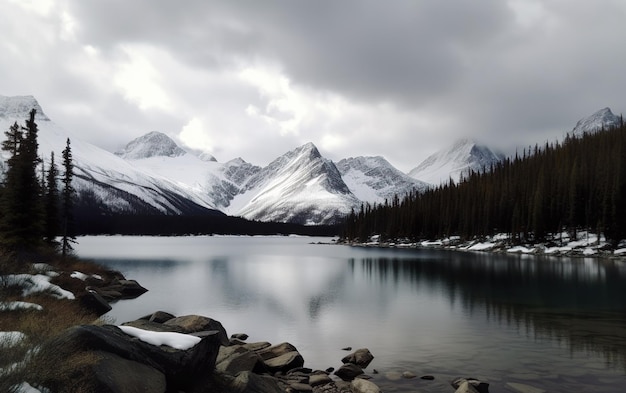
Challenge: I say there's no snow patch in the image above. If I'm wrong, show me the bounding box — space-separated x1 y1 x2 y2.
118 326 201 350
0 331 26 348
0 301 43 311
11 382 50 393
2 274 75 300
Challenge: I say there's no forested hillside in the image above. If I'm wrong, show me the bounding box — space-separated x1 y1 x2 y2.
343 123 626 246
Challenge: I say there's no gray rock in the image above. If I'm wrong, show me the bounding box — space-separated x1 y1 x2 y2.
451 377 489 393
402 371 417 379
216 345 265 374
226 370 284 393
232 333 249 340
309 373 332 387
258 342 298 360
341 348 374 369
163 315 229 345
139 311 176 323
78 290 112 316
263 351 305 373
288 382 313 392
455 381 480 393
121 319 183 333
242 341 272 352
334 363 364 381
41 324 221 391
87 351 167 393
351 378 381 393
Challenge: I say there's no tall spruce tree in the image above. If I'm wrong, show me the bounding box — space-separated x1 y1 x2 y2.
44 152 60 247
0 109 43 251
61 138 75 257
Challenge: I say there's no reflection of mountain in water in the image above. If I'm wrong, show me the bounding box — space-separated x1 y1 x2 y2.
357 252 626 371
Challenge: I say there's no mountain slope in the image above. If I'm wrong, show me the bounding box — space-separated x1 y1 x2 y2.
571 107 621 136
229 143 361 225
0 95 221 217
336 156 429 203
408 138 504 185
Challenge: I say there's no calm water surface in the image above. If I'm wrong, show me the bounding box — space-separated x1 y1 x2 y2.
75 235 626 393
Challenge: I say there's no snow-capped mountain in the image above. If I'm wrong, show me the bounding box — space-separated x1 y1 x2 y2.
115 131 186 159
571 107 621 136
336 156 429 203
229 143 360 225
1 95 221 217
0 95 49 121
408 138 505 185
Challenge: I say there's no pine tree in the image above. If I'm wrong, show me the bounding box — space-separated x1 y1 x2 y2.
61 138 76 257
44 152 60 247
0 109 43 250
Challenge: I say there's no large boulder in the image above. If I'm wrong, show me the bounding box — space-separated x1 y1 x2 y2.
351 378 381 393
82 351 167 393
216 345 266 374
257 342 304 373
334 363 364 381
164 315 230 345
41 324 221 391
341 348 374 369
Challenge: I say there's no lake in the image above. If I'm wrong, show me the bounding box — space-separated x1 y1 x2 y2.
75 235 626 393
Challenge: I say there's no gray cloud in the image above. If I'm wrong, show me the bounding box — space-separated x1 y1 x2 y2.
2 0 626 171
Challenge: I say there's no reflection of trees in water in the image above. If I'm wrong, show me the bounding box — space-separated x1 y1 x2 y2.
358 252 626 371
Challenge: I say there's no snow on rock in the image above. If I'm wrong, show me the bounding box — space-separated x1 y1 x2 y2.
507 246 536 254
2 274 75 300
615 248 626 255
468 242 496 251
0 301 43 311
70 271 88 281
118 325 201 350
0 331 26 348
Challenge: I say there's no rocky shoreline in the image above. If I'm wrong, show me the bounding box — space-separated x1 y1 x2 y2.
35 310 502 393
338 231 626 260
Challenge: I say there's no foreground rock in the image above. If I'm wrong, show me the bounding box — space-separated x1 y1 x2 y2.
39 324 221 392
31 311 384 393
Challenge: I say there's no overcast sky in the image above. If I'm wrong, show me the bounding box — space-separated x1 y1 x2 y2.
2 0 625 171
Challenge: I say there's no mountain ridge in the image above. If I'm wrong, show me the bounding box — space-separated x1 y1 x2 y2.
1 94 617 226
407 138 505 185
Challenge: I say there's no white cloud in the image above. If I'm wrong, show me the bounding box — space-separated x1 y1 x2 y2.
113 45 173 111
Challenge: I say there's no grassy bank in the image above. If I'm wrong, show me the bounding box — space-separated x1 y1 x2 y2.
0 251 119 392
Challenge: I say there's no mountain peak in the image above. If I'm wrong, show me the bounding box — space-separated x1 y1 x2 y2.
572 107 621 136
408 138 503 185
0 95 49 121
115 131 187 160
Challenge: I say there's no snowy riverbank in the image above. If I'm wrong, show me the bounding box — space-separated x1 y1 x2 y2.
344 231 626 259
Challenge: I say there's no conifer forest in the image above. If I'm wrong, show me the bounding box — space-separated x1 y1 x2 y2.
343 123 626 246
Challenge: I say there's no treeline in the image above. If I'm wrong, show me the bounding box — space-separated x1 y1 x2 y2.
0 109 75 255
343 122 626 246
75 212 340 237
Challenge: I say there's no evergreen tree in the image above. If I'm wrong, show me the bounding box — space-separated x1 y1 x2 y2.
0 109 43 250
61 138 75 257
44 152 60 247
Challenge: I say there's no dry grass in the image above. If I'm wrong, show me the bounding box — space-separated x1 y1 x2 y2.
0 252 119 392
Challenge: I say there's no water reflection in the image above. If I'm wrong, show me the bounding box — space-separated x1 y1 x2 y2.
77 236 626 390
356 252 626 372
